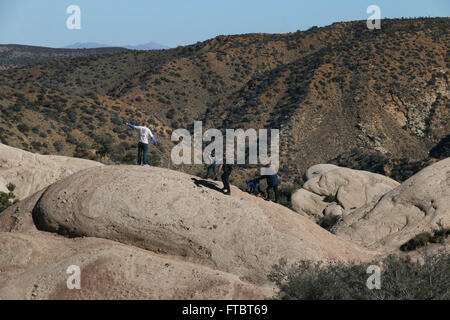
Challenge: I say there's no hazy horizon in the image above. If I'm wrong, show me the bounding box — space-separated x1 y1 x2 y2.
1 0 448 49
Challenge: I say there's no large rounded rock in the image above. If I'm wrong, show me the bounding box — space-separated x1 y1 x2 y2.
333 158 450 252
0 143 102 200
32 165 368 285
303 166 400 210
305 164 340 181
323 203 344 216
0 232 270 300
291 188 327 219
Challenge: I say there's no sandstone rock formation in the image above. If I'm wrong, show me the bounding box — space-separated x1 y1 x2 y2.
291 188 328 219
333 158 450 252
303 166 400 210
323 203 344 216
292 164 400 218
0 163 371 299
0 143 102 200
30 165 367 286
305 164 340 181
0 190 45 234
0 232 271 300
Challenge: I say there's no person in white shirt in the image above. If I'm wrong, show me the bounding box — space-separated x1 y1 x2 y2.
126 123 158 165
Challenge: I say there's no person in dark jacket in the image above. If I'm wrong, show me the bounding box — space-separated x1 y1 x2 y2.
216 153 232 195
254 172 280 203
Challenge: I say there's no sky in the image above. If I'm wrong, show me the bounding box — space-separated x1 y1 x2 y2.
0 0 449 48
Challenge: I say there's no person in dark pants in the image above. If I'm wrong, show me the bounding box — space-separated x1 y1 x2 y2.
137 141 148 166
254 172 280 203
216 153 232 195
205 150 217 180
126 123 158 165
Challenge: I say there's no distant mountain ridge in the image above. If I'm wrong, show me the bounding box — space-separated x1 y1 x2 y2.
0 44 127 70
64 42 170 50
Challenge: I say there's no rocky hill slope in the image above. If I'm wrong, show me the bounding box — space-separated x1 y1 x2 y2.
0 44 126 70
0 18 448 187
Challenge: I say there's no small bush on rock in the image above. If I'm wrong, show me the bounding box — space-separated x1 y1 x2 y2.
318 214 341 231
268 252 450 300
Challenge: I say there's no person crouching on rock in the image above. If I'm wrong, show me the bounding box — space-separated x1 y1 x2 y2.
246 180 262 196
126 122 158 166
216 153 232 195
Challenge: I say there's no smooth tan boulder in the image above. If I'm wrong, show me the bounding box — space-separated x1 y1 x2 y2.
0 190 44 233
0 143 102 200
0 177 8 193
32 165 368 285
333 158 450 252
291 188 327 219
305 164 340 181
323 203 344 216
0 232 271 300
303 166 400 210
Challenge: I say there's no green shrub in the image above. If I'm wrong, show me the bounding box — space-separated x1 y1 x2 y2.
323 194 338 203
53 141 64 153
147 152 161 166
318 214 341 231
430 229 450 244
120 152 136 165
0 188 18 213
268 252 450 300
277 186 296 209
17 123 30 133
401 229 450 251
400 232 432 251
94 134 114 158
6 183 15 192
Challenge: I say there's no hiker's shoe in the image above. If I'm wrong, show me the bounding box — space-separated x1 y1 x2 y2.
224 190 231 195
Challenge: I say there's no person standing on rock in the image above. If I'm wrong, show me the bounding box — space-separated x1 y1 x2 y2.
205 150 218 180
254 171 280 203
216 153 232 195
126 123 158 166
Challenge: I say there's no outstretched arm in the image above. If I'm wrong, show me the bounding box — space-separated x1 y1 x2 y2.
147 128 158 144
127 123 136 129
253 175 265 182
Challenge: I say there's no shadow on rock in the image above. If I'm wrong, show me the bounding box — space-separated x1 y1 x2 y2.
191 178 223 193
